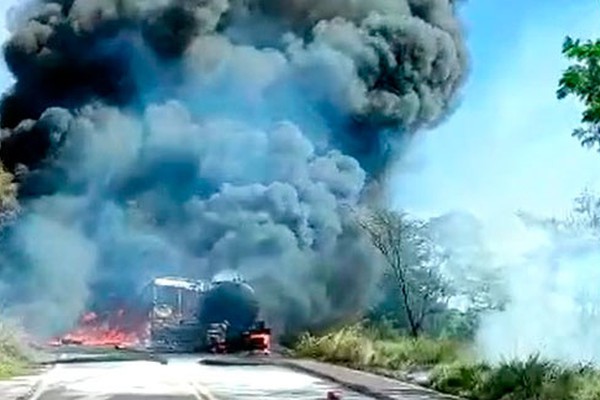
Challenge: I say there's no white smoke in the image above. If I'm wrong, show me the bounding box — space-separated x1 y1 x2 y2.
393 1 600 363
474 215 600 363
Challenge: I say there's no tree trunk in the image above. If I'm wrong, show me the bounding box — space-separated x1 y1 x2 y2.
408 323 420 338
398 282 420 338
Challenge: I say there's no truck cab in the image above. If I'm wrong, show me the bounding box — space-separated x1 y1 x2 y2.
142 276 210 352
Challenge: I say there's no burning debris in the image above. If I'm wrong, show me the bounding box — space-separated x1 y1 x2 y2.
0 0 468 338
51 310 150 348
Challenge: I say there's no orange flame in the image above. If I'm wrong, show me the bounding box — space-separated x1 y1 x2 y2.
248 332 271 354
51 309 150 348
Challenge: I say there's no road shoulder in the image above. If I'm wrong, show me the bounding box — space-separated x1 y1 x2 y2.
0 367 51 400
199 354 461 400
275 358 460 400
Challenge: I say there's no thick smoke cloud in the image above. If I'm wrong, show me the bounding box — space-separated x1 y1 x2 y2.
0 0 467 335
2 0 466 173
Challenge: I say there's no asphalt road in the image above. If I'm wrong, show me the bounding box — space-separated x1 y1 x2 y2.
32 355 373 400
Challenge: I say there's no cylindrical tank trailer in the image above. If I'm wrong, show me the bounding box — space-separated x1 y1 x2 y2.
199 280 260 336
146 275 270 353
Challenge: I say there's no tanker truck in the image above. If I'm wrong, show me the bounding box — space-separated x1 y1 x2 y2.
142 275 271 354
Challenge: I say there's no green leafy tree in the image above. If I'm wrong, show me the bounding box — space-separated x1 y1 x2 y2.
557 36 600 149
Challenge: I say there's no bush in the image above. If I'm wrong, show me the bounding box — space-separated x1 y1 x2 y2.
575 370 600 400
478 356 577 400
430 360 490 397
293 325 378 367
0 165 17 225
431 356 586 400
0 321 31 379
293 324 463 369
294 325 600 400
376 337 461 368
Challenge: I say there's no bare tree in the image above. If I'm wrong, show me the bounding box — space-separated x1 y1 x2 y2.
428 212 507 314
570 189 600 230
518 189 600 234
358 208 450 337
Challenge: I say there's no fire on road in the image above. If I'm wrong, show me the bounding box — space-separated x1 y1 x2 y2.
31 356 373 400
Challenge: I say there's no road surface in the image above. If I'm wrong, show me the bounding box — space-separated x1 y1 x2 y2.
31 355 373 399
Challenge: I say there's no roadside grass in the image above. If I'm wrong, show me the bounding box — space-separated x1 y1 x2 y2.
293 325 600 400
293 324 463 370
430 356 600 400
0 322 32 379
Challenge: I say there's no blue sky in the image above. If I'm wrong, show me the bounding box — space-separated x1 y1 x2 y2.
393 0 600 220
0 1 17 88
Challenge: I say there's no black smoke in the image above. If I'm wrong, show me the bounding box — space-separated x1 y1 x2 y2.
0 0 467 336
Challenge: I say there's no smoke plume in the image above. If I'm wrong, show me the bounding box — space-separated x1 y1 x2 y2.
0 0 467 336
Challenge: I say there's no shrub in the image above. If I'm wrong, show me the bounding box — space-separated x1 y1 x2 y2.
575 370 600 400
376 336 462 368
294 325 600 400
293 325 463 369
477 356 577 400
0 321 31 379
293 325 377 367
430 360 490 397
432 356 583 400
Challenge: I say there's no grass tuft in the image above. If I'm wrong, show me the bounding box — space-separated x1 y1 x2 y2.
293 324 462 369
293 325 378 367
294 325 600 400
431 355 590 400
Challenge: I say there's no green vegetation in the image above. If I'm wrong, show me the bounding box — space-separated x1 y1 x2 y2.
431 357 600 400
0 165 16 208
293 326 600 400
294 325 462 370
0 164 17 225
0 322 31 379
557 36 600 149
355 208 505 342
0 168 24 378
293 197 600 399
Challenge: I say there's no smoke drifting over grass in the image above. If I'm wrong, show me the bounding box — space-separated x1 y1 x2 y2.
0 0 467 336
475 205 600 364
392 1 600 365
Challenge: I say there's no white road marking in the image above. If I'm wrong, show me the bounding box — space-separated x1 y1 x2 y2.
188 380 218 400
29 364 60 400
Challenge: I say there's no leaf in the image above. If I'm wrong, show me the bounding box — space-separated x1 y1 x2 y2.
558 35 600 150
